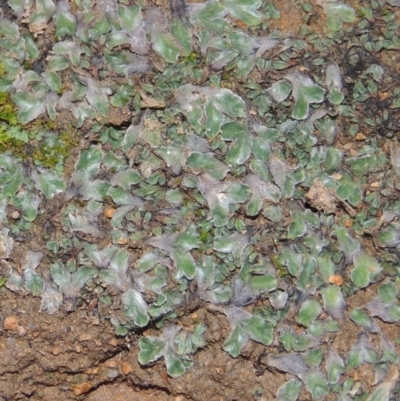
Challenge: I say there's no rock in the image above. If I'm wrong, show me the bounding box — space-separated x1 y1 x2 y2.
306 179 336 214
4 316 19 331
79 333 92 342
104 207 115 219
73 382 93 396
122 361 133 375
329 275 344 286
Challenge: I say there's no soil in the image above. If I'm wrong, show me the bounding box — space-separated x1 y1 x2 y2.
2 280 399 401
1 0 400 400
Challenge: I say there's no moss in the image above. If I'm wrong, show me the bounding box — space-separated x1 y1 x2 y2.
32 127 80 169
0 92 18 125
0 99 79 169
0 62 80 169
271 254 290 278
184 52 200 63
0 137 26 157
200 229 213 244
200 230 209 243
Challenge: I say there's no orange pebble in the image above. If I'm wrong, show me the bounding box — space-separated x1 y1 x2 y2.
329 275 343 286
104 207 115 218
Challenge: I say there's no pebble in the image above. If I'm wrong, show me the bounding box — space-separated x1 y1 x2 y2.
122 361 133 375
79 333 92 342
105 360 118 368
329 275 344 286
117 237 128 245
104 207 115 218
73 382 93 396
107 368 120 378
4 316 19 331
331 173 342 180
17 325 27 336
11 211 20 219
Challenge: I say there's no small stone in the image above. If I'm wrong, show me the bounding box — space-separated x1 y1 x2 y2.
105 360 118 368
329 275 344 286
52 347 62 356
349 148 357 156
108 106 131 126
104 207 115 219
11 211 20 219
4 316 19 331
108 338 118 347
355 132 366 140
79 333 92 342
117 237 128 245
370 181 380 188
75 345 83 353
379 91 391 101
122 361 133 375
331 173 342 180
73 382 93 396
343 142 354 150
17 325 27 336
344 219 353 228
85 367 100 375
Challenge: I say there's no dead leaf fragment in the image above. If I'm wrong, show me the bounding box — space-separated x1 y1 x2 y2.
139 89 166 109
